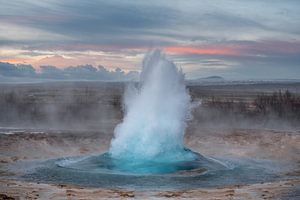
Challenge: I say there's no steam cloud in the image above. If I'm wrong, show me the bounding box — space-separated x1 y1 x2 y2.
109 50 195 162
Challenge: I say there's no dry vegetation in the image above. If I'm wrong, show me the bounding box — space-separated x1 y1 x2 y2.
0 82 299 199
192 90 300 128
0 82 299 130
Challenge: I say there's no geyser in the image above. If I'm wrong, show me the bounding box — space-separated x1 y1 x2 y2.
54 50 226 175
109 50 194 163
22 50 278 188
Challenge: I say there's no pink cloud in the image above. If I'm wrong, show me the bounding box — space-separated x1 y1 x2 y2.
164 45 239 55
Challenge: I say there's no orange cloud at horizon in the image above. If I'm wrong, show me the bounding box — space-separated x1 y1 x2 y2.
164 46 238 55
0 53 138 71
0 55 94 69
1 45 240 70
0 58 35 64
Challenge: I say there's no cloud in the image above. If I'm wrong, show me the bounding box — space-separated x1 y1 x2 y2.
0 62 35 77
2 0 299 48
0 1 299 80
164 46 238 56
0 62 139 81
0 20 71 44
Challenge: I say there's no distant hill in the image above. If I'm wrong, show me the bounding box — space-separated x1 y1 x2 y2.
186 76 225 85
200 76 224 80
189 76 224 82
187 76 300 86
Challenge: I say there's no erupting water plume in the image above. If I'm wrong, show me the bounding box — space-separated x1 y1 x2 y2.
55 50 225 175
24 51 277 186
109 50 196 163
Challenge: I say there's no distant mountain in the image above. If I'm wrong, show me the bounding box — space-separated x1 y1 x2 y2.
187 76 300 86
200 76 224 80
190 76 224 82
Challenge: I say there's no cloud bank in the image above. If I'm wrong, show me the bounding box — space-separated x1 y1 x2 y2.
0 62 139 82
0 1 300 79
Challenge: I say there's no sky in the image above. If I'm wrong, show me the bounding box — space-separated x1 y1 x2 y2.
0 0 300 80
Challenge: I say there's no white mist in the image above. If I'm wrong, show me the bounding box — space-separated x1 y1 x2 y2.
109 50 194 162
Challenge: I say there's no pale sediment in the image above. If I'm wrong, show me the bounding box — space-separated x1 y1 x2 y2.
0 128 299 199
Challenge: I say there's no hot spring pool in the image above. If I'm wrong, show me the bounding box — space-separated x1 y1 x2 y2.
20 150 281 190
55 148 225 175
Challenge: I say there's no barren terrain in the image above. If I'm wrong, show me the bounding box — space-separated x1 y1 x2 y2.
0 82 299 199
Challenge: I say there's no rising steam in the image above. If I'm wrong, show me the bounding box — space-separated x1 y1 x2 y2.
109 50 195 162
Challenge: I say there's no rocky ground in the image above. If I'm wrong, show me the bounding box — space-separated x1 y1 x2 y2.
0 128 299 199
